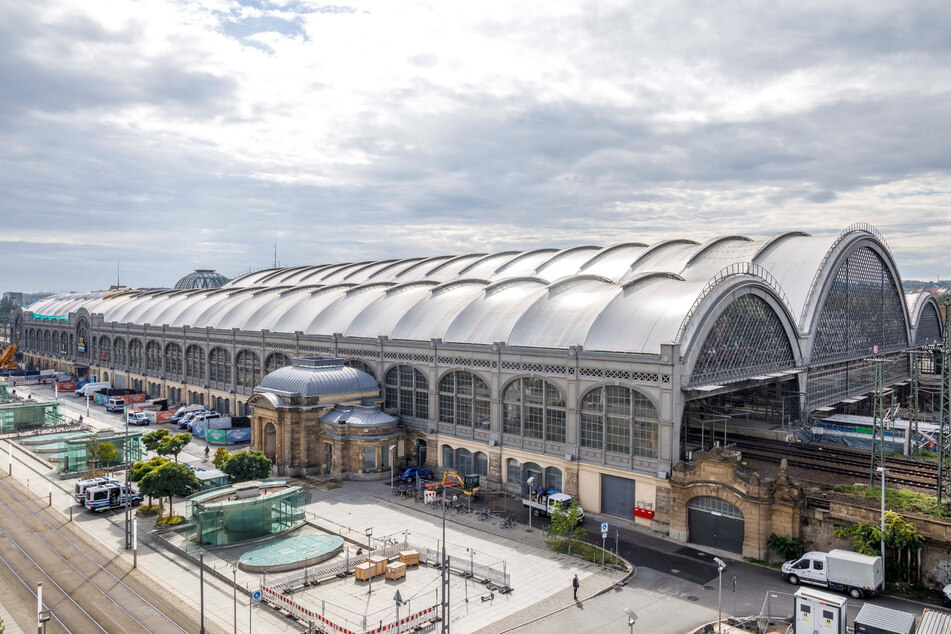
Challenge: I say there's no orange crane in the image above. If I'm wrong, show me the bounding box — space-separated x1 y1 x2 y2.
0 344 17 370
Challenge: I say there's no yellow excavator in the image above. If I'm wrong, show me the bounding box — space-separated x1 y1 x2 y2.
0 344 18 370
424 471 481 497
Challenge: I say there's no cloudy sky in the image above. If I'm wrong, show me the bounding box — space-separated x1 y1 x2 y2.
3 0 950 292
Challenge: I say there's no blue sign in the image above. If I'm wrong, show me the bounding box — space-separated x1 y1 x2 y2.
600 522 609 533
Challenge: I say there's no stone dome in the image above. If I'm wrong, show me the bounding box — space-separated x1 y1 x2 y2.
256 358 378 398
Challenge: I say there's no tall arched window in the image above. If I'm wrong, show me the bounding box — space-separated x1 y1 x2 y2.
544 466 563 492
502 377 567 443
442 444 453 467
113 338 127 367
52 331 60 354
75 319 90 358
344 359 376 379
145 341 162 373
473 451 488 476
265 352 291 375
580 386 659 458
165 343 183 377
98 336 111 363
455 448 473 474
128 339 143 371
506 458 521 484
209 347 231 384
43 330 51 353
235 350 260 389
438 371 490 429
384 365 429 419
185 345 205 382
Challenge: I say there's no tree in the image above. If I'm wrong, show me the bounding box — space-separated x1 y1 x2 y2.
131 456 170 506
142 428 171 454
157 432 192 463
546 500 587 556
222 450 273 482
138 462 199 518
212 447 230 469
96 442 118 468
85 436 102 475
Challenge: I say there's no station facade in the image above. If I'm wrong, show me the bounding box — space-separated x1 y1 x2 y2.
11 224 944 553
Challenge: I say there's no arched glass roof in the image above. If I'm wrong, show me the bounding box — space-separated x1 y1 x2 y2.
22 227 910 356
174 269 229 290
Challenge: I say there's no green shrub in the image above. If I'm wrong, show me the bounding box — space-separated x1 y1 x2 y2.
767 534 805 561
136 504 163 516
156 515 185 526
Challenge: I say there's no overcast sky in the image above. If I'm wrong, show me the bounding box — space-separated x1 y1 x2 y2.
3 0 950 293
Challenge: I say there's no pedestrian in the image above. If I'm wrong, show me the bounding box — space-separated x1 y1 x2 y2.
572 574 579 600
356 547 363 557
78 415 83 425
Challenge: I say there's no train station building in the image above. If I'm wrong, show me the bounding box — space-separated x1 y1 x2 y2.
10 223 945 557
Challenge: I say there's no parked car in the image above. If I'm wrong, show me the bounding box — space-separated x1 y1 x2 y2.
170 404 205 423
397 466 433 481
128 411 150 426
185 411 222 431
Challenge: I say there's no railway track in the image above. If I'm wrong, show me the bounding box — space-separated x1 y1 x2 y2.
0 474 197 633
686 432 941 489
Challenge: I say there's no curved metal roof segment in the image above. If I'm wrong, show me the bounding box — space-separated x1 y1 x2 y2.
257 358 378 397
21 226 906 357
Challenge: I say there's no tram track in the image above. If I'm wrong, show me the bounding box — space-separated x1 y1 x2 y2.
0 473 196 633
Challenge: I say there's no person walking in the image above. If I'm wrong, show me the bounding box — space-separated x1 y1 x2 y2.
203 445 210 463
572 574 579 601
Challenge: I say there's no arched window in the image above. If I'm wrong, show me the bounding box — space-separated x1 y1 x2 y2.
99 336 111 363
442 444 453 467
75 319 90 358
145 341 162 373
384 365 429 419
165 343 182 376
455 448 473 474
265 352 291 375
502 377 567 443
185 345 205 382
691 294 795 385
813 246 908 361
128 339 143 371
473 451 488 477
506 458 521 484
522 462 542 492
580 386 659 458
544 466 563 492
438 371 490 429
209 347 231 384
52 331 60 354
235 350 260 389
344 359 376 379
43 330 50 353
113 338 127 367
916 303 942 346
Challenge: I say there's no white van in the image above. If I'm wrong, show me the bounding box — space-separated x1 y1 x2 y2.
171 404 206 423
76 381 111 397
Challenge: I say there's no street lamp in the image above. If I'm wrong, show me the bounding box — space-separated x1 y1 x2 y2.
365 527 373 595
624 608 638 633
714 557 726 634
389 444 397 494
525 476 535 530
876 466 888 588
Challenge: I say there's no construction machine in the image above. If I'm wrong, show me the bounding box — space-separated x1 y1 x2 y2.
0 344 18 370
424 471 481 497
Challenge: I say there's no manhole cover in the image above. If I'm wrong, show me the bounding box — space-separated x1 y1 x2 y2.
688 596 700 601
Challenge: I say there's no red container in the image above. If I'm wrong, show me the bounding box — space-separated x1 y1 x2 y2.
156 410 174 422
632 506 655 520
54 381 77 392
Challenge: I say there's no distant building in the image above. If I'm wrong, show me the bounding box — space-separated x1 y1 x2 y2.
3 292 24 306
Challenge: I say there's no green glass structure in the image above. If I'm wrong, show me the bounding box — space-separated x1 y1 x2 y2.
60 431 144 474
0 399 62 433
186 481 305 547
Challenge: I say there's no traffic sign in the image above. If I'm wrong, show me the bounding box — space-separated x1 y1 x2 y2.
601 532 607 539
600 522 608 533
251 589 262 605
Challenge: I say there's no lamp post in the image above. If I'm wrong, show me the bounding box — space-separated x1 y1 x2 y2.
393 590 404 634
232 564 238 634
525 476 535 531
124 404 132 549
200 551 206 634
365 527 373 595
624 608 638 633
714 557 726 634
876 466 888 589
389 444 397 494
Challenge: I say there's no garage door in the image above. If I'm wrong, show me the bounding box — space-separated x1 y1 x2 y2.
600 474 636 519
687 496 744 554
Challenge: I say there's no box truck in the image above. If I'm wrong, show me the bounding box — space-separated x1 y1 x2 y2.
782 549 883 599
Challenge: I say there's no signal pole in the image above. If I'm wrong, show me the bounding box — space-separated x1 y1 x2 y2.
938 297 951 505
869 357 886 486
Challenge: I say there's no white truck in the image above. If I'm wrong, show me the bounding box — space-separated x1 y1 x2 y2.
522 491 585 522
75 381 110 397
781 549 884 599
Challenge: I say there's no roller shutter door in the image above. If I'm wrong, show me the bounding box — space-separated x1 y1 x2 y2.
687 496 744 554
600 474 636 519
